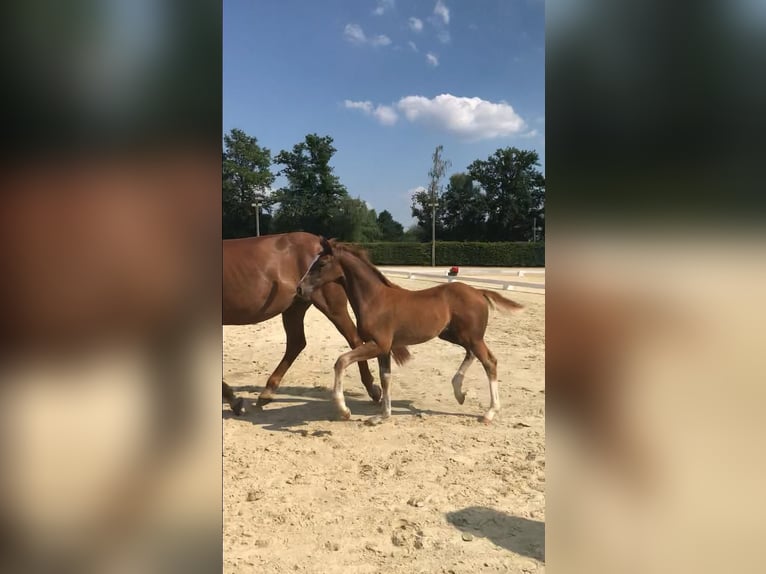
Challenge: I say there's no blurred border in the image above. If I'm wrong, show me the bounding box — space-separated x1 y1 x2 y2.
0 2 222 573
547 1 766 573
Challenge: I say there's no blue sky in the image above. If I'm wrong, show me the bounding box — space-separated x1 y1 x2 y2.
224 0 545 226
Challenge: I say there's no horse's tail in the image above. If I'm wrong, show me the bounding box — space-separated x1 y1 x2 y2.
392 346 412 366
481 290 524 313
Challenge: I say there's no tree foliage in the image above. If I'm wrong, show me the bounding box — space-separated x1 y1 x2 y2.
333 197 381 242
271 134 349 236
467 148 545 241
222 129 275 238
376 210 404 241
439 172 488 241
220 129 544 244
409 146 545 242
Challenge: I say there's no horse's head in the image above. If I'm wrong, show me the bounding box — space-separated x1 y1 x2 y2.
296 236 344 298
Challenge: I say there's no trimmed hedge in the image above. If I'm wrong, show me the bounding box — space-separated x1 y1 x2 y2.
354 242 545 267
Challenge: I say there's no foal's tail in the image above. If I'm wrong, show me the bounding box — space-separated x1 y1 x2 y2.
481 290 524 313
392 346 412 366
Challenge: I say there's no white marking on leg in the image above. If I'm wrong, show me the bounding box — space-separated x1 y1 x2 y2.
482 378 501 423
452 353 474 405
333 357 351 419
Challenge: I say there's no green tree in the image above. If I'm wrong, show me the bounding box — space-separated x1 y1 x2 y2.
222 129 275 238
271 134 349 235
402 224 425 242
333 197 382 242
376 210 405 241
439 172 488 241
410 186 443 239
467 148 545 241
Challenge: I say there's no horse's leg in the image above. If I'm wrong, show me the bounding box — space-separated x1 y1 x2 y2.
470 339 500 424
332 342 383 420
451 350 475 405
256 299 310 407
312 283 380 403
222 381 245 415
365 353 392 426
439 330 474 405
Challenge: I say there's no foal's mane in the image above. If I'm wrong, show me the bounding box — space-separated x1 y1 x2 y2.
330 241 396 288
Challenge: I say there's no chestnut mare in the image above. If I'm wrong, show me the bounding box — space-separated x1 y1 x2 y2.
297 238 523 424
222 232 380 414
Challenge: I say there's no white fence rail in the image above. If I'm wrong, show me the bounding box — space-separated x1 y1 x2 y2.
380 269 545 293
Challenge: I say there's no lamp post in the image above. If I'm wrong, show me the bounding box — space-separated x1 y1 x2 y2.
426 145 449 267
250 200 261 237
430 198 437 267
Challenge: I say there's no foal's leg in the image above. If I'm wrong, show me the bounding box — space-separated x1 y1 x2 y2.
471 339 500 424
451 350 475 405
366 353 392 426
332 342 383 420
312 283 380 403
257 299 310 407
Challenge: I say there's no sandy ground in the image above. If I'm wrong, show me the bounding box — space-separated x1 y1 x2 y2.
223 276 545 574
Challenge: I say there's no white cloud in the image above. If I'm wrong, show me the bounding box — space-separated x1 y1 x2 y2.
373 0 395 16
344 23 390 47
373 105 399 125
345 93 527 141
344 100 399 125
344 23 366 44
408 17 423 32
370 34 392 46
437 30 451 44
433 0 450 25
425 52 439 66
396 94 526 140
344 99 374 113
408 40 418 52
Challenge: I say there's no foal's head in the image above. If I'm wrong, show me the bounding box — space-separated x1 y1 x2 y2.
296 237 342 298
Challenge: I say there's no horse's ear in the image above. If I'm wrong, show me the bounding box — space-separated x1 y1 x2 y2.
319 235 333 255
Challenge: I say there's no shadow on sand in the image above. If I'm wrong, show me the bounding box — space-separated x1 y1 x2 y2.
446 506 545 562
222 383 478 432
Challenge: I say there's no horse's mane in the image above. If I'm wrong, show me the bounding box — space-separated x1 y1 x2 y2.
330 240 396 288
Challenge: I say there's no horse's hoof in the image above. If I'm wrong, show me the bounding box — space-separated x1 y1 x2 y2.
480 414 493 425
255 394 273 408
369 384 382 404
232 398 246 416
364 415 388 426
455 392 467 405
338 408 351 421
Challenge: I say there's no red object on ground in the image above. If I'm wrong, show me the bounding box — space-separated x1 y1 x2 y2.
448 266 459 276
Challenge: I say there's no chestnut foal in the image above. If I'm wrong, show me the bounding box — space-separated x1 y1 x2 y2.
297 238 523 424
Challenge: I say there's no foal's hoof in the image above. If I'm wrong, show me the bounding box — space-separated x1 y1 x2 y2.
455 392 467 405
255 393 274 408
338 408 352 421
369 384 383 404
231 398 246 416
364 415 388 426
480 414 494 425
